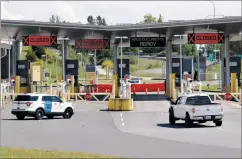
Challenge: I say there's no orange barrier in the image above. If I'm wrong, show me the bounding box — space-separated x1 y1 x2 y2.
131 83 165 93
85 83 165 94
95 84 112 93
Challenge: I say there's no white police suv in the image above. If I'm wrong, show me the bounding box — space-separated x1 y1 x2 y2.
11 93 74 120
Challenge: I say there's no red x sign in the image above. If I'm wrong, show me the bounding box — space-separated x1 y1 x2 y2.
218 33 225 43
187 33 225 44
188 34 195 44
50 36 57 45
23 36 30 45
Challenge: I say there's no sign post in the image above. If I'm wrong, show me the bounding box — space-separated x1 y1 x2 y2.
209 52 214 62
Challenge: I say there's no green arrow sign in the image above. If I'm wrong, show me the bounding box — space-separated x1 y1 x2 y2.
209 53 214 62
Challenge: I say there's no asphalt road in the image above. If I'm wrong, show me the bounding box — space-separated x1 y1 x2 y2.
1 100 241 158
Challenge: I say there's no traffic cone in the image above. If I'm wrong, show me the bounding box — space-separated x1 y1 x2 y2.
146 88 148 95
96 87 99 93
133 87 136 95
157 88 160 94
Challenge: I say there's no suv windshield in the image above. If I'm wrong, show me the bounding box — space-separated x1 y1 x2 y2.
186 96 211 105
14 95 39 101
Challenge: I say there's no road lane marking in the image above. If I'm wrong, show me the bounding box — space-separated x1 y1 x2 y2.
121 118 123 121
122 122 124 126
217 127 223 130
120 113 122 117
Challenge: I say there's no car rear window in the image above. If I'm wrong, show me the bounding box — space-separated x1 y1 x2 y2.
186 96 211 105
14 95 39 101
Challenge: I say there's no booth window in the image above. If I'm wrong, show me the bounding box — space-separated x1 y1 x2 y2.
20 76 28 87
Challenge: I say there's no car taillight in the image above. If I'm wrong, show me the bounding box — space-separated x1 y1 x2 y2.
192 108 196 113
27 102 33 106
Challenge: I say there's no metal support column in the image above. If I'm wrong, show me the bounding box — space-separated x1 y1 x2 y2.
220 43 225 91
225 35 230 87
113 44 118 97
12 40 20 76
62 40 68 80
166 40 172 95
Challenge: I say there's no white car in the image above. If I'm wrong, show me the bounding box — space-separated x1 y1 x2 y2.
127 78 142 84
169 94 223 127
11 93 74 120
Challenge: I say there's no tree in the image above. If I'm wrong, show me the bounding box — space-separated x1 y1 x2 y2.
96 16 102 25
102 18 107 26
49 15 55 23
25 48 37 62
87 15 95 25
32 46 46 59
157 14 163 23
143 14 156 23
182 44 198 56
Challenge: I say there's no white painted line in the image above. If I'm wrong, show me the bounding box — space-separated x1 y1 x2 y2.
122 122 124 126
121 118 123 121
217 127 223 130
124 130 126 132
120 113 122 117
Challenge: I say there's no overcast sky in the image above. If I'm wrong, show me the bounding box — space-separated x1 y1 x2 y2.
1 1 241 24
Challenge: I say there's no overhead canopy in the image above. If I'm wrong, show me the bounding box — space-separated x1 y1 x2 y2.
0 17 241 42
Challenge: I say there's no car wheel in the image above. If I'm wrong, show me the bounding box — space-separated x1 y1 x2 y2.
35 109 44 120
169 111 176 125
16 115 25 120
63 108 73 119
185 114 192 128
214 120 222 126
46 115 54 119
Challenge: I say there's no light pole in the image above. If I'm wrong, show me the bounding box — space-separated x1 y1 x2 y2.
174 35 187 94
209 0 216 19
137 48 140 77
115 36 128 81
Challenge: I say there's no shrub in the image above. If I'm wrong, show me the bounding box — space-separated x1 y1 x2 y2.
102 60 113 69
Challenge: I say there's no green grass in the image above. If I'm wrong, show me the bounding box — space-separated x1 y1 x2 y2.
0 147 117 158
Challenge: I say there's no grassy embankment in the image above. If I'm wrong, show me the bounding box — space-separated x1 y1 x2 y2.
0 147 118 158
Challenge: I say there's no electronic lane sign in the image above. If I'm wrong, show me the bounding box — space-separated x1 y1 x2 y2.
75 39 110 49
188 33 225 44
23 36 57 46
130 37 166 47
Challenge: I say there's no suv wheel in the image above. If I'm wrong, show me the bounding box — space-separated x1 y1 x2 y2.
35 109 44 120
63 108 73 119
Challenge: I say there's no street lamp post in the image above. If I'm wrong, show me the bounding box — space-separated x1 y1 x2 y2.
209 0 216 19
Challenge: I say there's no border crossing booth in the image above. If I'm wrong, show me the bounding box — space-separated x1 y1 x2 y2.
172 57 194 87
117 59 130 86
15 60 31 93
193 56 206 81
65 60 79 94
225 57 241 92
